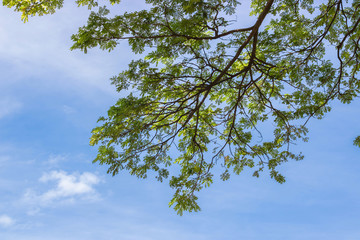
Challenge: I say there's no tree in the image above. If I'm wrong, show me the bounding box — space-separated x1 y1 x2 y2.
4 0 360 215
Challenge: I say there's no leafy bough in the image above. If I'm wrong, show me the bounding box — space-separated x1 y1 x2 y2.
5 0 360 214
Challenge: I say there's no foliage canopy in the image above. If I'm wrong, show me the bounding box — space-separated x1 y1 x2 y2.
4 0 360 214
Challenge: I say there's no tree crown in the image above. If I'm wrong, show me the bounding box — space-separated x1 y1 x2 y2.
4 0 360 215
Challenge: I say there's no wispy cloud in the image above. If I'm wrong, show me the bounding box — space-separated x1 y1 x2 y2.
24 171 101 206
0 214 15 228
45 154 67 167
0 5 125 96
0 97 22 119
62 105 76 115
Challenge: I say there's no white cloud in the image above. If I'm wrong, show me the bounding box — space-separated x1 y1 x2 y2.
26 208 41 216
0 214 15 228
46 154 67 166
0 155 11 166
0 97 22 119
62 105 76 115
0 5 125 96
24 171 101 206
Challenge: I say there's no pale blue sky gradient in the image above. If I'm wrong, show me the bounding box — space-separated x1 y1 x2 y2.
0 1 360 239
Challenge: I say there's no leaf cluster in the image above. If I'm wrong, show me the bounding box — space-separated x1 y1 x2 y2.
6 0 360 214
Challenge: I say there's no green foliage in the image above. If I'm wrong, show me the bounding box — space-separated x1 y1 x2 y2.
6 0 360 214
354 136 360 148
3 0 64 21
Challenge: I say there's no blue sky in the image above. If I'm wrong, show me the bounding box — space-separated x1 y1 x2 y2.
0 1 360 239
